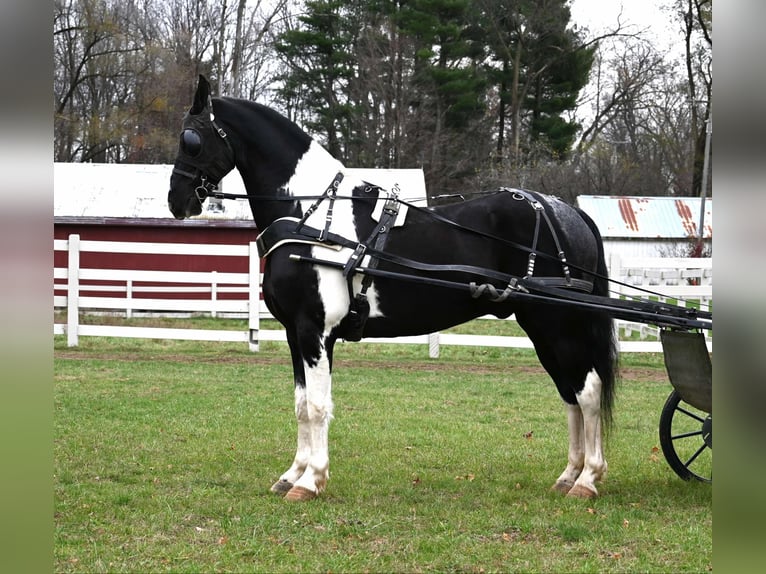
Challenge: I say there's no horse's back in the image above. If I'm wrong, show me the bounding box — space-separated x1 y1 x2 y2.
390 190 599 275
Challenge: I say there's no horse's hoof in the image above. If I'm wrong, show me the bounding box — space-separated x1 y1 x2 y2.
566 484 598 499
270 479 294 495
284 486 318 502
551 480 574 494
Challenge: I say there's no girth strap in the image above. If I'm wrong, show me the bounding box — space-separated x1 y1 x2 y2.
341 190 401 340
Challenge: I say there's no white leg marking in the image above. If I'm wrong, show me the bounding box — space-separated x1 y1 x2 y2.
571 369 607 495
291 349 334 494
277 385 312 487
553 403 585 491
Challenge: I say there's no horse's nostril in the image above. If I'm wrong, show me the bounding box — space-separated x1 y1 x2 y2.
168 198 187 220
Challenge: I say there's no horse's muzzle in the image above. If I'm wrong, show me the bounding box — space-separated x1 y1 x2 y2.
168 190 203 219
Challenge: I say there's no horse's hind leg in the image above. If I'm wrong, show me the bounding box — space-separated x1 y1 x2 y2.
566 369 607 499
552 403 585 494
552 378 607 499
518 312 610 499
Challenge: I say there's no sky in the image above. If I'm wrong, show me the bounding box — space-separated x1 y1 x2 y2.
569 0 682 55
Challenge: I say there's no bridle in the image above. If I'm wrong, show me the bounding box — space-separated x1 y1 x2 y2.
172 96 236 206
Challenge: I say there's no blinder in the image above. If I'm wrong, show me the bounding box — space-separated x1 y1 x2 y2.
180 128 203 157
172 96 236 205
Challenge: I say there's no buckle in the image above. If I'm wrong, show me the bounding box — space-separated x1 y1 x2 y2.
343 243 367 277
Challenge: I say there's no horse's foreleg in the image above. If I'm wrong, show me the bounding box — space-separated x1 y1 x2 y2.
567 369 607 499
551 403 585 494
270 385 311 495
282 353 333 501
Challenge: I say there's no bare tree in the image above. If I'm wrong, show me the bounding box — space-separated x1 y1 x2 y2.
54 0 151 162
678 0 712 197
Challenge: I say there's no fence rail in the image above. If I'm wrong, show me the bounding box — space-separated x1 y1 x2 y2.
54 235 712 355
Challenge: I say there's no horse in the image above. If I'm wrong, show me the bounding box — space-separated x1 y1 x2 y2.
167 75 619 501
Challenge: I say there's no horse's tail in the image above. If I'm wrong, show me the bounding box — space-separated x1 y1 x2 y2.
576 207 620 432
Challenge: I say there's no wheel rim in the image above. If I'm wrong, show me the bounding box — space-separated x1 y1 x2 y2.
659 390 712 483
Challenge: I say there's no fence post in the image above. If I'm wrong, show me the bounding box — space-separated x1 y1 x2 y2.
248 242 260 352
211 270 218 318
67 234 80 347
126 279 133 319
428 332 440 359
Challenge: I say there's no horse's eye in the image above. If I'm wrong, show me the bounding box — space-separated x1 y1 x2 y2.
180 129 202 157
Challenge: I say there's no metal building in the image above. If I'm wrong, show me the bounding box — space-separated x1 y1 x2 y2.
576 195 713 258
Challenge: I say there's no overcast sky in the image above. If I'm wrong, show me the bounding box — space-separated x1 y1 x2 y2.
569 0 682 54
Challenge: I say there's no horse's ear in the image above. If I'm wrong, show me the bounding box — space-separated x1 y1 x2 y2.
190 75 210 115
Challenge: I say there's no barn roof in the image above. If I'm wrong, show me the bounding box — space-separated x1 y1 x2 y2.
576 195 712 239
54 163 427 221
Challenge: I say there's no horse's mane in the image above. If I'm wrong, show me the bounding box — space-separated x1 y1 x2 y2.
211 97 316 176
216 98 312 145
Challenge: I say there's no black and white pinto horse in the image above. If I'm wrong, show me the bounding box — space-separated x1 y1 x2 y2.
168 76 618 501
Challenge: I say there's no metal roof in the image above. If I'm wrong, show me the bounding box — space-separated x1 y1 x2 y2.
53 163 427 220
576 195 712 239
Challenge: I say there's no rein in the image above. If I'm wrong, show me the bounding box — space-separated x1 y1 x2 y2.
196 177 706 308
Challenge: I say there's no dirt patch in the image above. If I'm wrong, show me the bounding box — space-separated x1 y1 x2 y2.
54 350 665 381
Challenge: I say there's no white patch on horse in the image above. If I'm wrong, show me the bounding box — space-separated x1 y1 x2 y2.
554 403 585 490
286 141 386 327
571 369 607 495
280 351 335 495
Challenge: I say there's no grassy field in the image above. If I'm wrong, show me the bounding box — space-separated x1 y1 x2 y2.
54 318 711 573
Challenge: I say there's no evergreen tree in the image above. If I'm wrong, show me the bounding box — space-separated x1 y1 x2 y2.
522 1 594 160
274 0 361 159
482 0 592 164
395 0 488 193
527 49 594 160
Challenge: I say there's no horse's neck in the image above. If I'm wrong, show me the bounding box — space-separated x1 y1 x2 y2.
231 102 351 229
253 139 349 220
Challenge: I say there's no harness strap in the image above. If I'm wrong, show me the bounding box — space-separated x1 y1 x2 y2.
342 190 401 341
294 172 344 237
255 217 594 294
505 188 572 286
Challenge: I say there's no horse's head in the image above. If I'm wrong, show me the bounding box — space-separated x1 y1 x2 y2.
168 75 236 219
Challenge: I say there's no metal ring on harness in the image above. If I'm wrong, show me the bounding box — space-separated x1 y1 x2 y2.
195 176 217 204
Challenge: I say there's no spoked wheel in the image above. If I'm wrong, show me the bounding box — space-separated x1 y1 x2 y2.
659 390 712 483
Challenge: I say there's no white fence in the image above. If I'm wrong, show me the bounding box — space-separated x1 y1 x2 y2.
54 235 712 355
54 235 263 351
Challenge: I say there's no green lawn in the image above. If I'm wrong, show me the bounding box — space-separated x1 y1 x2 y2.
54 322 711 573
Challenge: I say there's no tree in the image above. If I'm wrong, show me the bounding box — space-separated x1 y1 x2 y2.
274 0 361 159
480 0 592 167
678 0 712 198
571 0 712 198
524 19 594 161
394 0 488 193
54 0 287 163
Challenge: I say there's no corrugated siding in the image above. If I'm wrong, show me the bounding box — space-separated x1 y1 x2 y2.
576 195 712 239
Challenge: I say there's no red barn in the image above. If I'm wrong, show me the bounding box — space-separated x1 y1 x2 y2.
54 163 427 302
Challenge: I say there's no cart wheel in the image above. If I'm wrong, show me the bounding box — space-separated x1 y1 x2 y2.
659 390 712 483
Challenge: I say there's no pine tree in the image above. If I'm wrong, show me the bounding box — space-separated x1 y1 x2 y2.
274 0 361 160
482 0 593 164
395 0 488 193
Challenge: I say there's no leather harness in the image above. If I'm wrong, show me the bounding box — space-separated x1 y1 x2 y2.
255 177 594 340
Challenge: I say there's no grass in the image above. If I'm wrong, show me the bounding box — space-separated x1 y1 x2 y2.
54 318 711 573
